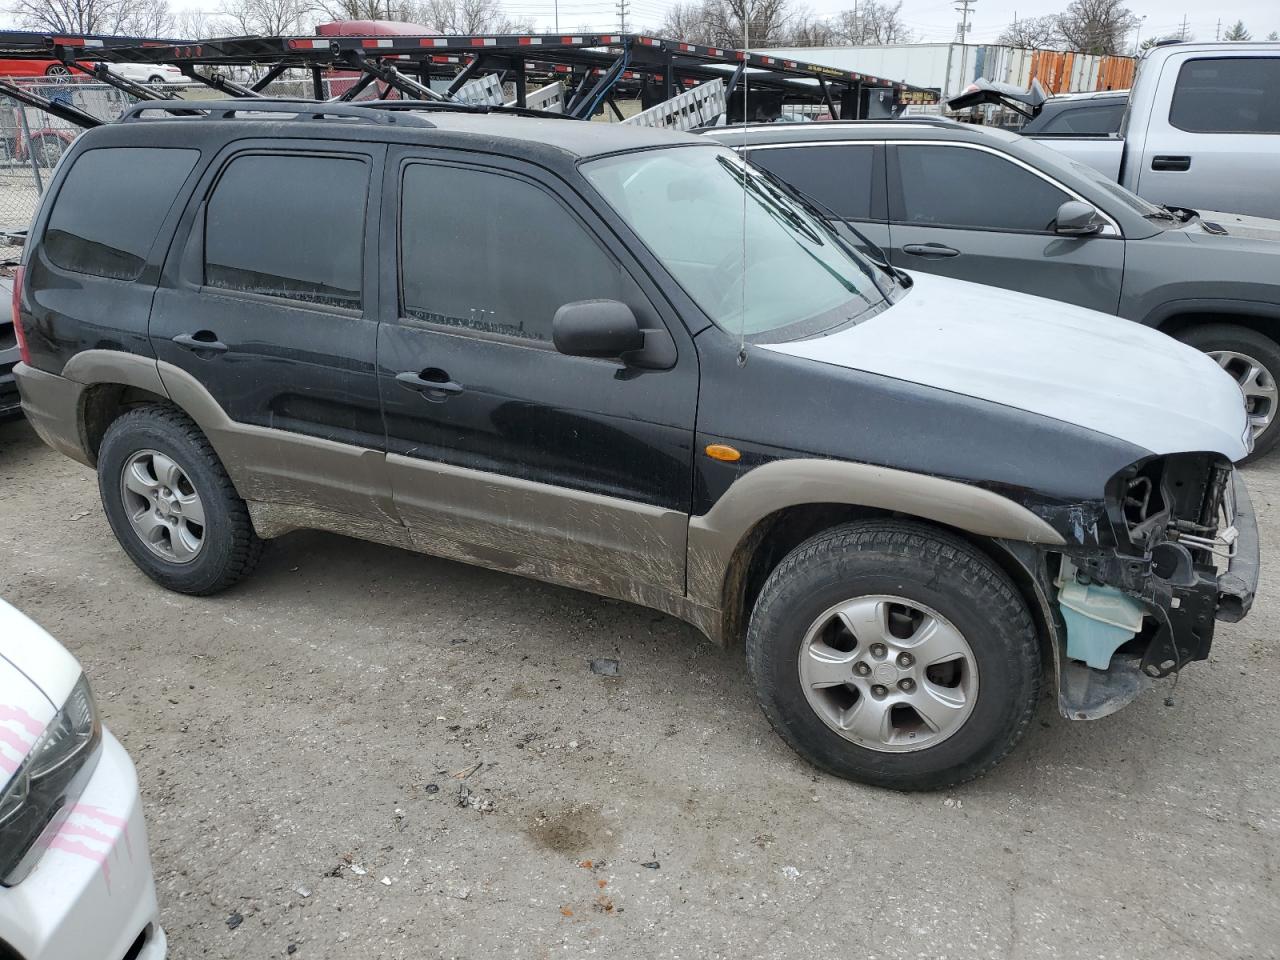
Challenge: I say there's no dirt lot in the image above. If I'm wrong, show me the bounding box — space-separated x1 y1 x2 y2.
1 416 1278 960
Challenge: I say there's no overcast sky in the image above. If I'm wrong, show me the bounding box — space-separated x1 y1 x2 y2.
161 0 1280 46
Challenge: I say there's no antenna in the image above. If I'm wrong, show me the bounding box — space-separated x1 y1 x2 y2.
738 10 749 366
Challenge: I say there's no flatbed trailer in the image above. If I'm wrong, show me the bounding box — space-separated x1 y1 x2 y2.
0 28 938 127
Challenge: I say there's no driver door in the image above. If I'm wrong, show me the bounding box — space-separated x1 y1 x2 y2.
376 149 698 602
886 142 1124 314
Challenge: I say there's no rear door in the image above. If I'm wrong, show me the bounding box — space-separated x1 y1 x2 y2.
886 141 1125 314
376 148 698 602
1138 53 1280 219
149 140 394 525
743 141 890 257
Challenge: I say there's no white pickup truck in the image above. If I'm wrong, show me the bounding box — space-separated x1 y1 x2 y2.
952 42 1280 220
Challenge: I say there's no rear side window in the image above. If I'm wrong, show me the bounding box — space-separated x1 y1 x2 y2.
205 154 367 309
746 144 876 220
399 163 624 343
1038 103 1125 135
1170 58 1280 134
892 144 1070 233
44 147 198 281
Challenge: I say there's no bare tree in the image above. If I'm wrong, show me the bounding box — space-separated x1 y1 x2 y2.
1055 0 1138 55
318 0 420 21
697 0 803 48
829 1 912 44
998 14 1061 48
1268 30 1278 41
1222 19 1251 41
408 0 532 34
172 9 231 38
11 0 173 34
659 2 715 43
216 0 314 35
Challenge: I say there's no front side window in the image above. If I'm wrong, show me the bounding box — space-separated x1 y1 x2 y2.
399 163 625 343
1170 58 1280 134
204 154 367 309
583 146 886 340
746 144 875 220
893 145 1070 233
44 147 199 281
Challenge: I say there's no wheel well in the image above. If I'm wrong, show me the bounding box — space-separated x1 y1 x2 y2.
1156 311 1279 343
720 506 1056 669
79 382 170 464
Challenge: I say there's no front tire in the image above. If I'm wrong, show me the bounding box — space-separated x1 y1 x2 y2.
97 405 262 595
1176 324 1280 462
745 520 1040 791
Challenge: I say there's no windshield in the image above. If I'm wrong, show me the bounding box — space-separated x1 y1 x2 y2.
582 145 887 340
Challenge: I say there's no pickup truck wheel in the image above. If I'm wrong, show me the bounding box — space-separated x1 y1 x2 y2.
97 405 262 595
1177 324 1280 462
745 520 1040 791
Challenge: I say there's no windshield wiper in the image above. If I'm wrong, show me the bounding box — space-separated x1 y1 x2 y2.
749 163 907 296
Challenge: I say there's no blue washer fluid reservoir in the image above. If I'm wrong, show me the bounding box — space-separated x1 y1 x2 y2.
1054 557 1147 671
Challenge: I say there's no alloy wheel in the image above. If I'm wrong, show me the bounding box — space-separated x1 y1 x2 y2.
119 450 206 564
797 595 978 753
1209 348 1278 440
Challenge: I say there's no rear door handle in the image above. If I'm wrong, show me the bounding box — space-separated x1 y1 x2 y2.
396 369 464 400
901 242 961 259
172 331 228 356
1151 155 1191 172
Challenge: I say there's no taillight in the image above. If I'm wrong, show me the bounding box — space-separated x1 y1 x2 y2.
11 264 28 365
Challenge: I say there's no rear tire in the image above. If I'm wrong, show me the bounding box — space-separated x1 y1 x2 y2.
1176 323 1280 462
97 405 262 595
745 520 1040 791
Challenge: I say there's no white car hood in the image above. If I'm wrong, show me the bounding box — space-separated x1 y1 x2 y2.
0 600 81 714
0 658 56 787
762 272 1250 461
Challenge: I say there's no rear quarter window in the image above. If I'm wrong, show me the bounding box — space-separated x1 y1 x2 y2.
43 147 199 281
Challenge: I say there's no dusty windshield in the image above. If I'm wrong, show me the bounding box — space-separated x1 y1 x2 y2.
582 145 887 340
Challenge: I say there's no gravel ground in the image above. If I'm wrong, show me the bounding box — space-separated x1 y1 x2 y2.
1 416 1278 960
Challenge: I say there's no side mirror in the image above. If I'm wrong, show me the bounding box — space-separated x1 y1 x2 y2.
553 300 676 370
1054 199 1102 236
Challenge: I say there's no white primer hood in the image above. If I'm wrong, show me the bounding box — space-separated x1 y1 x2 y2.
763 272 1251 462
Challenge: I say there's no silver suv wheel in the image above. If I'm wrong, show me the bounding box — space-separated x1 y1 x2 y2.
120 449 206 564
1208 348 1278 440
798 595 978 753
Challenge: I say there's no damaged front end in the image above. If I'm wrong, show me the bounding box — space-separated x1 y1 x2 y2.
1009 453 1259 720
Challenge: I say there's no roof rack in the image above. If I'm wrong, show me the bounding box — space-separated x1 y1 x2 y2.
0 29 939 130
120 98 436 126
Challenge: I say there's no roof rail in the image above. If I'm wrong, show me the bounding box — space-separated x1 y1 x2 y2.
119 98 435 127
355 98 575 121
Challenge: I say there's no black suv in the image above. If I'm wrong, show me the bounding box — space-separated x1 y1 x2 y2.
12 100 1259 790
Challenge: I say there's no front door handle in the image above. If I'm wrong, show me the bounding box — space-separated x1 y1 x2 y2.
396 369 464 401
1151 155 1191 172
172 331 228 356
901 242 961 259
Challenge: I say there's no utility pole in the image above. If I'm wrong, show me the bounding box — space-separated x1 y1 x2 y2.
1215 19 1221 40
954 0 976 99
617 0 630 33
1178 14 1190 41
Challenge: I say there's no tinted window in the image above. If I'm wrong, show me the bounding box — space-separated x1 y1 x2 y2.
400 164 624 343
746 144 874 219
44 147 198 281
205 154 367 308
1039 103 1125 135
894 145 1070 232
1170 58 1280 134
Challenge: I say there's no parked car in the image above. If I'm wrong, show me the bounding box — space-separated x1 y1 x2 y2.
707 118 1280 459
0 599 166 959
1017 88 1128 135
951 42 1280 219
105 63 188 86
0 59 74 81
12 100 1258 790
0 102 76 167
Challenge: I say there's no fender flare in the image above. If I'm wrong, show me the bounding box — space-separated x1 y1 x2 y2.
685 458 1066 637
1143 297 1280 331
